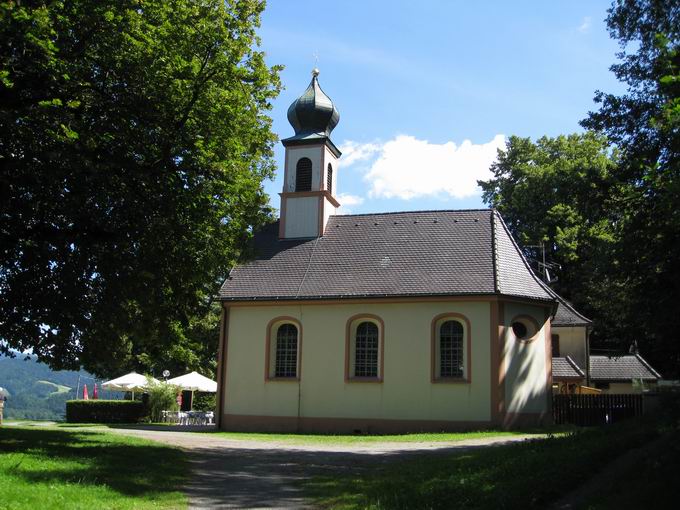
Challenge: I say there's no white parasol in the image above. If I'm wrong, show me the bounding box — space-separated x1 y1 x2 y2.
166 371 217 392
101 371 159 399
166 371 217 410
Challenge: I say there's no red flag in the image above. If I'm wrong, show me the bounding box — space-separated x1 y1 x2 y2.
93 383 98 400
83 384 89 400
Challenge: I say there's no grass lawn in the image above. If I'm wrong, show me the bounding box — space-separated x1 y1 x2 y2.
582 428 680 510
198 429 537 445
0 426 188 510
53 422 545 445
303 419 667 509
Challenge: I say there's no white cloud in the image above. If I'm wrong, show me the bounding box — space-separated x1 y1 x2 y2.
338 140 381 166
578 16 591 33
336 193 364 214
344 134 505 200
336 193 364 206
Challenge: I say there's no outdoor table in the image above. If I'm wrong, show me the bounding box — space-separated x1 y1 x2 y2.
161 410 213 425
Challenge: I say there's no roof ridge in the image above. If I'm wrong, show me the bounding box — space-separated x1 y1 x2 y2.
490 210 500 293
334 208 493 218
547 288 592 325
635 353 662 379
294 236 320 298
493 210 555 301
564 355 586 377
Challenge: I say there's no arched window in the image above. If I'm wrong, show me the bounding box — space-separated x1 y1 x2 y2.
355 321 379 377
295 158 312 192
275 323 298 378
345 315 384 382
431 314 470 382
327 163 333 194
439 320 464 378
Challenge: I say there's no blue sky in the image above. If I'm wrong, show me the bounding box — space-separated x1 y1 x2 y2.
257 1 623 215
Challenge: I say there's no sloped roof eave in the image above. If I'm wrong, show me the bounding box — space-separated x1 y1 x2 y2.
491 210 555 303
548 289 593 327
589 354 662 381
217 291 556 304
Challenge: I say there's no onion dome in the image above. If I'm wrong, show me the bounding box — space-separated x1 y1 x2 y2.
286 68 340 138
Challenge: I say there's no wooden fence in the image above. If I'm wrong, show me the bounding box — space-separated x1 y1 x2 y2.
553 394 644 426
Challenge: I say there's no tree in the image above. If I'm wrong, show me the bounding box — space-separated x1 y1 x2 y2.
478 133 625 342
0 0 281 376
582 0 680 377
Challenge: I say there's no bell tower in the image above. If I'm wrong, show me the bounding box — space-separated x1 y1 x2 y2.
279 68 341 239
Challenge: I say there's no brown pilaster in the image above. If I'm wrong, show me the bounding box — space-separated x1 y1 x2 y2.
490 300 506 425
215 303 229 429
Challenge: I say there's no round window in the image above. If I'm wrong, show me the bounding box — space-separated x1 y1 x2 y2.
512 321 528 338
511 316 539 341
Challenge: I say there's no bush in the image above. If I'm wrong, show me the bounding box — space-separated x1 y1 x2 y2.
146 380 179 422
192 392 216 412
66 400 146 423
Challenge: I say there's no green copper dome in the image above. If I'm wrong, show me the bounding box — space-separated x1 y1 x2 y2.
286 69 340 138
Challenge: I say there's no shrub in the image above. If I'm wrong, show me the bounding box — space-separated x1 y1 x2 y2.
65 400 146 423
192 392 216 412
146 379 180 422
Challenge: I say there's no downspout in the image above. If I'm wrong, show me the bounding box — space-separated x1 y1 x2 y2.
297 378 302 434
296 303 303 433
585 326 591 387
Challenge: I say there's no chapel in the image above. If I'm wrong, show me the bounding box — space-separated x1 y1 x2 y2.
215 70 556 432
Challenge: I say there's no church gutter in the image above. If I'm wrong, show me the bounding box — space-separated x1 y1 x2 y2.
215 293 555 306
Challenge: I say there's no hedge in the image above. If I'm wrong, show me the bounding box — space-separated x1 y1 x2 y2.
65 400 147 423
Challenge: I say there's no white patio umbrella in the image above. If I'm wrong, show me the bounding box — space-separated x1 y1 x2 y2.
166 371 217 410
101 371 159 399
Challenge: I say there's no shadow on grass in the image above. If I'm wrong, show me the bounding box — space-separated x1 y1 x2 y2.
302 420 662 510
0 427 186 498
179 438 521 508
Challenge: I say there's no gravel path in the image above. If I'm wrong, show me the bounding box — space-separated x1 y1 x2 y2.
103 426 542 509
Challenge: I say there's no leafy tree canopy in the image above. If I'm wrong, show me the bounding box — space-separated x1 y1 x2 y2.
0 0 281 377
479 133 625 341
582 0 680 376
483 0 679 377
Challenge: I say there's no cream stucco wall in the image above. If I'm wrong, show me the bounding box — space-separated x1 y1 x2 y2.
283 196 318 238
322 196 336 234
322 145 339 195
224 301 493 425
502 302 550 416
284 146 324 192
284 144 340 194
553 326 587 369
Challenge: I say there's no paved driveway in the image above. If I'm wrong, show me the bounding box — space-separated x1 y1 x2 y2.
106 427 540 509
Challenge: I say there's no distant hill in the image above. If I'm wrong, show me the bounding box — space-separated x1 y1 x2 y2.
0 353 119 420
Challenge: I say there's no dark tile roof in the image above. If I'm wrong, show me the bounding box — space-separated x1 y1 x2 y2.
219 209 555 302
493 213 554 299
589 354 661 381
549 291 592 327
552 356 586 380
